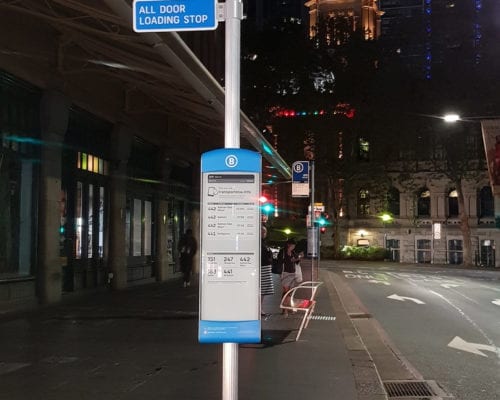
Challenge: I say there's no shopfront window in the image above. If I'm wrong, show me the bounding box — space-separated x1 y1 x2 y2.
88 184 94 258
127 197 153 257
0 72 40 278
98 186 104 258
133 199 142 256
75 181 83 259
74 181 106 261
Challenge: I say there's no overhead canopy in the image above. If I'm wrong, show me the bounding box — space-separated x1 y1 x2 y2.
0 0 291 179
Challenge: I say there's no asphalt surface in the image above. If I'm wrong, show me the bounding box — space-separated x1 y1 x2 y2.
324 261 500 400
0 260 389 400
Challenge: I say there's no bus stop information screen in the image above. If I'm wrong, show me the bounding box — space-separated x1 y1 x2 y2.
199 149 261 343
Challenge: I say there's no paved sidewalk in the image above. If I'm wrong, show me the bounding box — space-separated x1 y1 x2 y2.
0 260 387 400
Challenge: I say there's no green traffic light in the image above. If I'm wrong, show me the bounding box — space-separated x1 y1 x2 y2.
262 203 274 214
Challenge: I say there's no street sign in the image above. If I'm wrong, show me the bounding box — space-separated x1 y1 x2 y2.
133 0 218 32
199 149 261 344
292 161 309 197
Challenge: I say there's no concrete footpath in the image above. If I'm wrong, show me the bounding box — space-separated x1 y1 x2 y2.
0 260 388 400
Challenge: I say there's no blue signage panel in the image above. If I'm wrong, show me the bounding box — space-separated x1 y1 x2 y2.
133 0 218 32
199 149 261 344
292 161 310 183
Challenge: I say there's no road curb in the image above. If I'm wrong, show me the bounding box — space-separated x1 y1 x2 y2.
321 270 388 400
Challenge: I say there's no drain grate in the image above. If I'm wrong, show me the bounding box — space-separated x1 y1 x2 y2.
384 380 436 398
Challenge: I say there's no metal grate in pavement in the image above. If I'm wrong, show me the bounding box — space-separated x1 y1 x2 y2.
383 380 453 399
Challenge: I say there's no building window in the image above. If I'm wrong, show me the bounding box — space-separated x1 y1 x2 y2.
417 188 430 217
126 197 153 257
0 72 40 278
357 189 370 216
386 187 400 216
448 189 459 217
75 181 83 259
416 239 432 263
448 239 463 264
358 137 369 161
337 131 343 159
478 186 494 217
74 182 106 261
77 152 108 175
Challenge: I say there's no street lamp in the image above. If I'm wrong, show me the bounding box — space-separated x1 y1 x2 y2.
379 213 393 250
443 113 460 123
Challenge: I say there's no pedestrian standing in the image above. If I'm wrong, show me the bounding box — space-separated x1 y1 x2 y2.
178 229 197 288
260 226 275 316
278 238 302 315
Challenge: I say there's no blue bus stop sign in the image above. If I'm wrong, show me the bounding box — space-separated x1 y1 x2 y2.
133 0 218 32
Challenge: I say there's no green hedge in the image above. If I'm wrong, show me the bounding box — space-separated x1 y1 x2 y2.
334 245 389 261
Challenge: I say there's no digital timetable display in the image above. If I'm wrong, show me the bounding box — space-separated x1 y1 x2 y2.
199 149 261 343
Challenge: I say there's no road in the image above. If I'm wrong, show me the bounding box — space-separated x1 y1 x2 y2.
324 261 500 400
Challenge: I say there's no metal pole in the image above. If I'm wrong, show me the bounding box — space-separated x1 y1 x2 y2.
223 1 243 399
223 342 238 400
225 0 242 149
310 160 317 281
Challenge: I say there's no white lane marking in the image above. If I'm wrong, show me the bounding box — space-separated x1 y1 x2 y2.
441 283 461 289
430 290 500 362
0 362 30 375
492 299 500 306
369 280 390 285
448 336 498 358
387 294 425 304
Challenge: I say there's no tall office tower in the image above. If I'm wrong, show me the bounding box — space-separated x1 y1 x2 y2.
378 0 491 79
245 0 308 30
305 0 383 42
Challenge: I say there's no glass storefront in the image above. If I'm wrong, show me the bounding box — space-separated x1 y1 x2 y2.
0 72 40 279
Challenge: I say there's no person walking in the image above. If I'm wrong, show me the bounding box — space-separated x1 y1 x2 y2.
260 226 275 316
178 229 197 288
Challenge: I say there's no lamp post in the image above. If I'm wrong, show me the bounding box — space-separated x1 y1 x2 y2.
379 213 393 255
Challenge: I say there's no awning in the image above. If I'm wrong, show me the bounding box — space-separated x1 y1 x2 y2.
0 0 291 179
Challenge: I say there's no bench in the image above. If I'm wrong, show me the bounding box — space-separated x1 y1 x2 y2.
279 281 323 341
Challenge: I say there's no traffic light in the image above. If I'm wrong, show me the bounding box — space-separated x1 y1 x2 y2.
314 212 329 226
314 212 331 233
259 196 274 214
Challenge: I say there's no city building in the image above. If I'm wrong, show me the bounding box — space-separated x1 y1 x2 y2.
305 0 383 41
0 1 291 311
245 0 309 30
378 0 492 80
300 0 499 266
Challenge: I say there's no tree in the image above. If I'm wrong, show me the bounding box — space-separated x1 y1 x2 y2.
433 121 484 266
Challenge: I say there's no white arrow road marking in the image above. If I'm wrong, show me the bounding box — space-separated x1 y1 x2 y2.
492 299 500 306
447 336 498 358
441 283 461 289
369 280 390 285
387 294 425 304
0 362 31 375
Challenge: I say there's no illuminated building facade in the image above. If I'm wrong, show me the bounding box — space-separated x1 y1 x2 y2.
305 0 383 41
